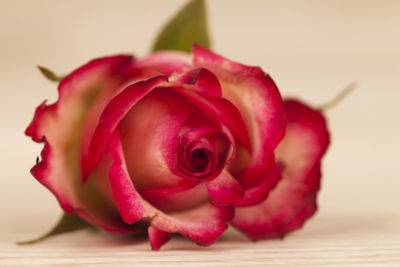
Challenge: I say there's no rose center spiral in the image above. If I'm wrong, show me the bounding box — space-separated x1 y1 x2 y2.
189 148 209 171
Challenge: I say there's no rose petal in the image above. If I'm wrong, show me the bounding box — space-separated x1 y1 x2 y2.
30 142 73 213
85 76 168 181
207 171 244 206
26 55 145 234
172 67 245 157
138 183 209 213
177 132 230 181
79 66 163 182
30 141 137 233
179 111 221 147
179 111 237 163
172 87 251 151
119 86 232 187
175 67 222 97
233 163 283 207
119 87 197 189
231 99 330 240
151 203 234 247
26 55 135 143
148 226 171 250
25 101 54 143
108 130 148 224
74 208 142 234
107 131 233 248
193 44 286 188
134 50 192 75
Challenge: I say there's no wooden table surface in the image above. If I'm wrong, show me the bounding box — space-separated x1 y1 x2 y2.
1 211 399 266
1 0 399 266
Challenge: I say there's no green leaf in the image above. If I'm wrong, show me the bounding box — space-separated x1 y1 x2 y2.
17 213 95 245
37 65 64 82
151 0 211 53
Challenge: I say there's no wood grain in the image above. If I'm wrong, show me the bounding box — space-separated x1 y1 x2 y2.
1 210 399 266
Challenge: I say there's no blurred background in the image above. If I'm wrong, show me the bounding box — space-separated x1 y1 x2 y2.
0 0 399 243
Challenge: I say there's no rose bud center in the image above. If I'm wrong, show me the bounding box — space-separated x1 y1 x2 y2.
119 88 231 192
176 112 231 182
190 148 209 170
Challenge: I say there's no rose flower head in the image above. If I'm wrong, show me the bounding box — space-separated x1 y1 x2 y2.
26 45 329 250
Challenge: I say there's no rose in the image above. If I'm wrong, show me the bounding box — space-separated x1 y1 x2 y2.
26 45 329 249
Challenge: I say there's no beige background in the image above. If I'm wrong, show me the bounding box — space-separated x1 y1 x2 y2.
0 0 399 266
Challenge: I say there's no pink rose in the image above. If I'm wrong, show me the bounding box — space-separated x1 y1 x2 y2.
26 45 329 249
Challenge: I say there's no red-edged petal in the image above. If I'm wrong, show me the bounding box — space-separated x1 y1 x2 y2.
193 44 286 188
179 111 221 146
179 111 236 164
207 171 244 206
151 203 233 247
148 226 171 250
57 55 135 99
231 99 330 240
26 55 136 143
177 132 230 181
107 127 233 249
174 68 222 97
26 55 145 234
108 130 148 224
233 163 283 207
134 50 192 76
25 101 52 142
172 87 251 151
85 76 168 180
79 65 163 182
119 87 197 189
30 140 137 234
30 142 74 213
